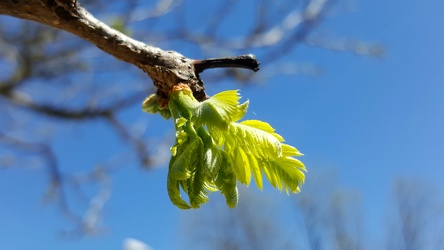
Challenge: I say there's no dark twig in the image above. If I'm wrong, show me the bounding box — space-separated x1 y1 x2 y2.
194 54 260 74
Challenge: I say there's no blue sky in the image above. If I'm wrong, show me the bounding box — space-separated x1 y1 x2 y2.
1 0 444 249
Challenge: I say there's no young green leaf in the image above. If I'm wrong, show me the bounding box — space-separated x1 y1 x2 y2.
142 93 171 119
145 84 305 209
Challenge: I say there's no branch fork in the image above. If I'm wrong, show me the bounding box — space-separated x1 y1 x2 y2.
0 0 260 105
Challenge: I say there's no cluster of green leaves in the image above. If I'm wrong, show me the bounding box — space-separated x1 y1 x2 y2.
142 84 305 209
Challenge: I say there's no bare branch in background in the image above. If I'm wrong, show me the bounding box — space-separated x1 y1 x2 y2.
127 0 182 21
59 166 112 237
295 172 362 250
305 34 385 58
387 178 444 250
181 171 364 250
180 187 295 250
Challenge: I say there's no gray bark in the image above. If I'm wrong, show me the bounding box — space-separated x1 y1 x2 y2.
0 0 204 101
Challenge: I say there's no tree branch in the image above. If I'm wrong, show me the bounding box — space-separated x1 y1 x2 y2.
0 0 259 103
0 0 187 69
0 0 198 99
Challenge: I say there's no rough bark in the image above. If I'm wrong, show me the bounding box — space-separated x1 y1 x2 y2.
0 0 259 102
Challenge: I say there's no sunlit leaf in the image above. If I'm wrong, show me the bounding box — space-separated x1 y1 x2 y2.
187 143 209 208
170 139 199 180
248 153 263 190
175 117 187 128
147 84 305 209
233 147 251 185
167 166 191 209
194 90 250 130
214 151 238 208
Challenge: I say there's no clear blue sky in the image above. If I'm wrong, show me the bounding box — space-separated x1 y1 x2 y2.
1 0 444 249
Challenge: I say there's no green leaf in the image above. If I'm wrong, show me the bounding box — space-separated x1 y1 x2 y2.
170 139 199 180
240 119 275 133
197 127 221 179
170 121 203 180
214 151 238 208
167 164 192 209
145 85 305 209
248 153 263 190
282 143 303 157
211 120 305 195
186 142 209 208
169 87 200 119
142 94 171 119
206 90 242 122
232 147 251 185
175 117 187 128
225 122 282 159
176 130 188 145
232 100 249 122
194 90 248 130
269 157 306 193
